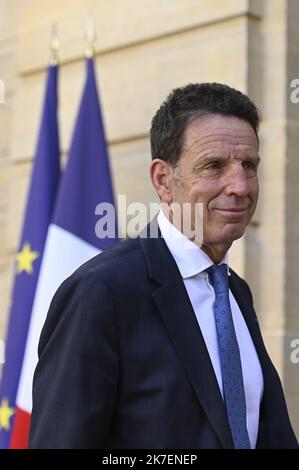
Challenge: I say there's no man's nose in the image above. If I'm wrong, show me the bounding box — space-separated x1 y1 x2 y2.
224 164 250 197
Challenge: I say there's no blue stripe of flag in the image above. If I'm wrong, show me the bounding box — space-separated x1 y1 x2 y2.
53 58 117 250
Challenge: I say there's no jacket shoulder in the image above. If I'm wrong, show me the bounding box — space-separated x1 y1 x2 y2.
55 236 145 302
75 236 141 277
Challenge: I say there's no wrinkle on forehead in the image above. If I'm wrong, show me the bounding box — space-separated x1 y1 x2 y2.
181 115 258 155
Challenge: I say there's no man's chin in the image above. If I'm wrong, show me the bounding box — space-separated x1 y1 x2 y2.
223 223 247 242
204 224 247 245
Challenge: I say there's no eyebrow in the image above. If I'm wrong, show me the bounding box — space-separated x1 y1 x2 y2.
193 155 261 166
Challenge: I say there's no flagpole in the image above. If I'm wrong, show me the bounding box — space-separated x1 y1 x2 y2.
85 15 96 58
49 22 60 66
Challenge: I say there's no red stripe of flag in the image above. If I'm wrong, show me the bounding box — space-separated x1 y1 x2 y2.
10 408 31 449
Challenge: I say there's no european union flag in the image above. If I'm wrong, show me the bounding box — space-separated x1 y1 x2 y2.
0 65 60 448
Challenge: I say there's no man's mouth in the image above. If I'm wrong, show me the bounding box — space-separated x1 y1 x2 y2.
217 207 248 212
215 207 249 217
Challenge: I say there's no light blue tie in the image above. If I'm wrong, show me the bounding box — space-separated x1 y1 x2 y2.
207 264 251 449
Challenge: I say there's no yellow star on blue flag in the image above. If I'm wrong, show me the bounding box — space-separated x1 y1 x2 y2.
16 242 39 275
0 398 15 431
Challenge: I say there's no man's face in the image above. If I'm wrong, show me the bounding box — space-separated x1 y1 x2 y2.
169 114 260 249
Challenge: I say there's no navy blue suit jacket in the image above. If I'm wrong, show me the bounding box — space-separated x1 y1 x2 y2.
29 222 298 448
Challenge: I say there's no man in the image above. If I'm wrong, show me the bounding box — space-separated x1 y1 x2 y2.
30 83 298 449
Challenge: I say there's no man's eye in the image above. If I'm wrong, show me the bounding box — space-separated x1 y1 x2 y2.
206 162 221 170
243 161 257 171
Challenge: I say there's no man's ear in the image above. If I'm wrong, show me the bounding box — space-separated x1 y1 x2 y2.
150 159 174 204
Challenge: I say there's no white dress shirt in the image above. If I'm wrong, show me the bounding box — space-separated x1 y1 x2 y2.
157 209 264 448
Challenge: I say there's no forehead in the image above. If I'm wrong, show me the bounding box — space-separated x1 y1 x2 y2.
182 114 258 156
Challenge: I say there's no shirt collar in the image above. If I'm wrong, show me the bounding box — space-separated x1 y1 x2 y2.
157 209 229 279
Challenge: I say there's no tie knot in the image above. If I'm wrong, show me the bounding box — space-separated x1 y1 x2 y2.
207 263 229 293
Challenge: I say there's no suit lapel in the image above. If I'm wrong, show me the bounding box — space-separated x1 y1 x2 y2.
229 272 270 371
229 272 274 429
153 277 234 448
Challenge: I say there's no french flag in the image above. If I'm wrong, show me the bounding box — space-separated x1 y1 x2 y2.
0 65 60 448
10 58 117 447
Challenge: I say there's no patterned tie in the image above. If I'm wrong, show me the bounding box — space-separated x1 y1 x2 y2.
207 264 251 449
